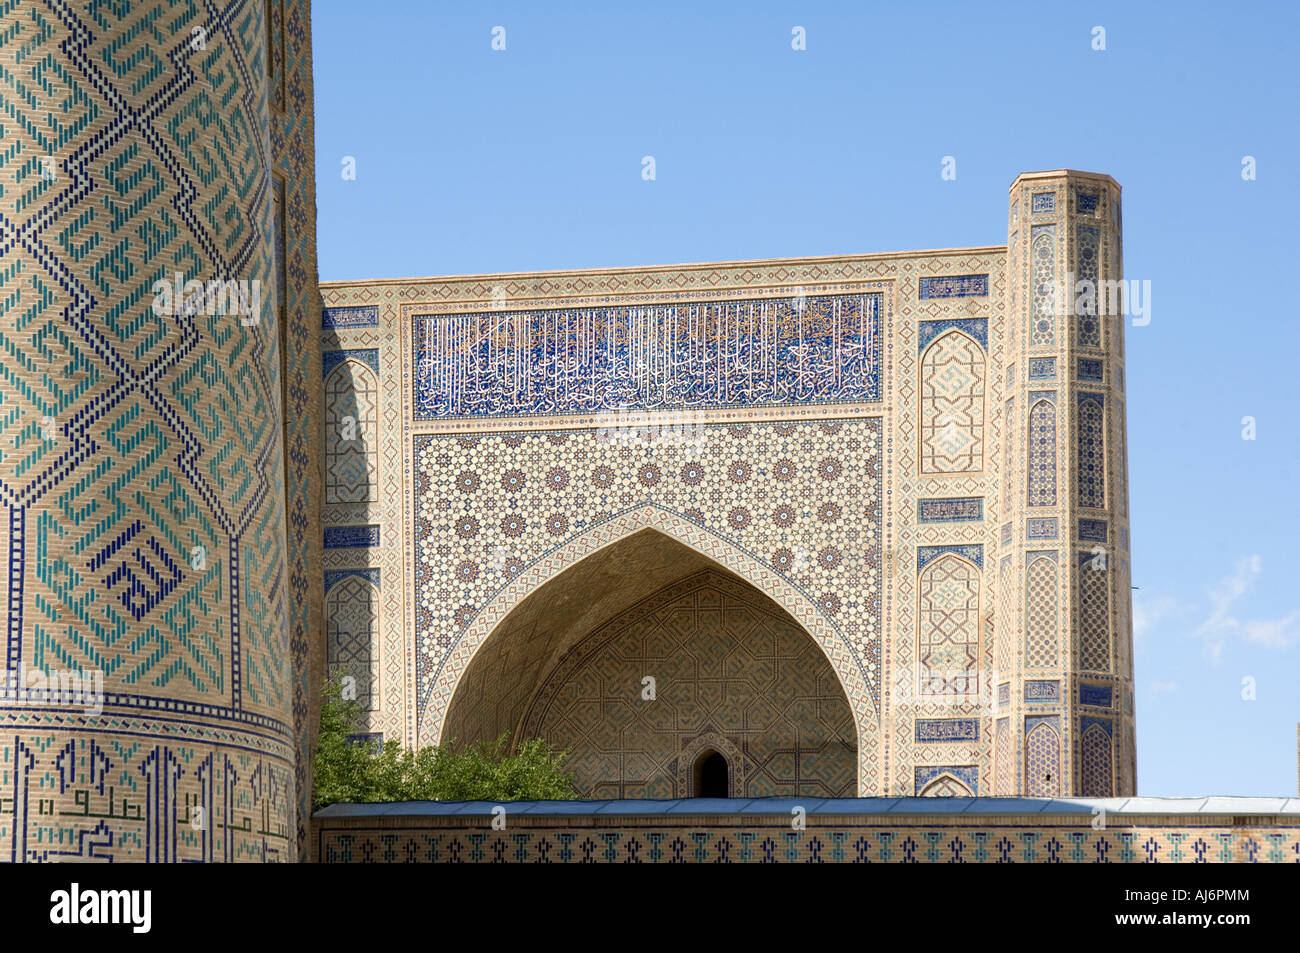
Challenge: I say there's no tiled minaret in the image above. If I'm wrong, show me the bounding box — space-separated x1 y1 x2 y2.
0 0 319 861
993 171 1137 797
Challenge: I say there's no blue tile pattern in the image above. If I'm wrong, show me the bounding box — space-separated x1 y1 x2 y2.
323 305 380 330
1078 519 1107 542
1080 684 1113 708
1025 680 1060 704
325 568 381 591
1030 225 1057 346
917 274 989 299
917 317 988 353
1077 226 1102 347
1028 357 1056 380
915 764 979 795
1078 394 1106 508
324 348 380 377
324 525 381 549
1080 715 1114 737
916 718 979 742
1026 517 1058 539
1027 396 1057 507
413 294 882 419
917 544 983 571
917 498 983 523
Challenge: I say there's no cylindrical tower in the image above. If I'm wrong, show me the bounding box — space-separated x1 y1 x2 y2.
994 170 1136 797
0 2 296 859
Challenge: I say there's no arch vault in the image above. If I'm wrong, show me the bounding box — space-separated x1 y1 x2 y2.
421 505 876 794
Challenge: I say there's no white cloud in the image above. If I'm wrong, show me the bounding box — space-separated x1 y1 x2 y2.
1240 611 1300 649
1193 554 1299 657
1149 680 1178 694
1132 591 1180 640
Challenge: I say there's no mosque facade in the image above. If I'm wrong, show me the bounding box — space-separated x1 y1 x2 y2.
320 169 1136 804
1 0 1164 863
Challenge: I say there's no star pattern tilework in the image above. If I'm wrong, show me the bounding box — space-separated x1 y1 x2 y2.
412 419 883 730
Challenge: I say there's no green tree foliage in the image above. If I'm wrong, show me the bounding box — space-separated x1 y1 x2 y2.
312 677 576 809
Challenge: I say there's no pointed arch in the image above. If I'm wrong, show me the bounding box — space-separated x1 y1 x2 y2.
1030 224 1057 346
1024 554 1059 669
1078 553 1111 672
420 504 876 791
1080 723 1114 797
994 718 1012 796
325 575 379 711
1025 719 1061 797
919 329 986 474
996 556 1014 676
1027 398 1057 507
677 732 746 798
510 569 856 798
324 359 379 503
917 552 982 697
1077 396 1106 508
919 773 974 797
1003 396 1015 490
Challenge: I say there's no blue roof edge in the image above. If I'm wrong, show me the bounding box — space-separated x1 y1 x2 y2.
313 795 1300 819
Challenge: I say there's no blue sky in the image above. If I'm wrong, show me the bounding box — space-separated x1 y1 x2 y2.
312 1 1300 796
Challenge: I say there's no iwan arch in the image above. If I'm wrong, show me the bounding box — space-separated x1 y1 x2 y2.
321 167 1138 802
6 0 1300 864
434 515 865 798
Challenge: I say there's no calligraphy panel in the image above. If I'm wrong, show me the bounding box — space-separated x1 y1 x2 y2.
412 293 882 419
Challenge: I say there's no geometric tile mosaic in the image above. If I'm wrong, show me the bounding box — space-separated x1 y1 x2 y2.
3 0 1147 863
915 764 979 796
1025 717 1061 797
412 419 883 735
318 818 1300 863
1024 554 1059 669
1027 398 1057 507
519 570 856 798
919 329 986 473
917 317 989 352
1078 554 1110 672
1076 226 1102 348
0 0 309 863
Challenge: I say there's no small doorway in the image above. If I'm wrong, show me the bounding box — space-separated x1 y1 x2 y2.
693 749 730 797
